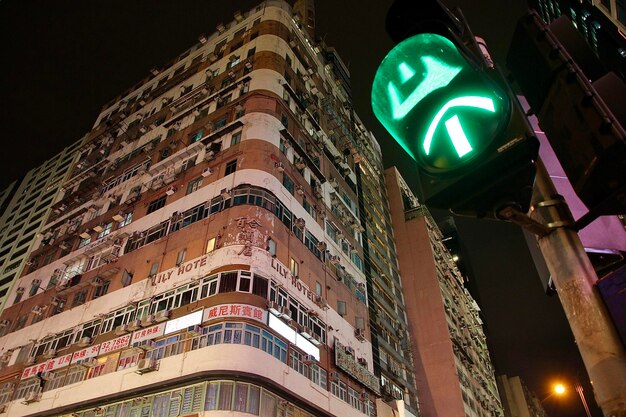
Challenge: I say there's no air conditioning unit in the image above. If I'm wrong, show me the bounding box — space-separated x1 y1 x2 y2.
357 357 368 367
42 349 56 359
295 218 305 228
115 324 129 336
201 167 213 177
187 325 202 335
267 301 282 316
155 310 170 322
198 34 207 44
329 372 340 381
79 231 91 240
0 320 8 329
316 241 327 251
327 255 340 265
22 390 41 404
303 354 317 364
90 277 103 287
275 162 285 172
31 306 43 316
345 346 355 356
16 287 25 294
24 356 36 365
0 403 7 413
205 150 215 161
141 315 157 327
92 225 104 233
355 328 366 342
76 337 92 347
279 306 291 318
165 186 176 196
112 213 125 222
221 189 232 199
296 185 305 195
127 320 143 331
135 358 158 374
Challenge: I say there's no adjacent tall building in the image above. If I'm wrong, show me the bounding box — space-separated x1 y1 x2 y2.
496 375 549 417
0 1 421 416
385 167 503 417
0 140 83 310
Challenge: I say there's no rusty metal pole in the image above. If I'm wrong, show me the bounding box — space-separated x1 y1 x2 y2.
530 159 626 417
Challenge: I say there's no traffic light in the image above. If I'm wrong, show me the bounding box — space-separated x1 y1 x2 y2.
372 0 539 217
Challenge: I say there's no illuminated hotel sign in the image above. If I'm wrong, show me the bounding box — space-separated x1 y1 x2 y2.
334 341 380 394
203 303 266 324
21 353 73 380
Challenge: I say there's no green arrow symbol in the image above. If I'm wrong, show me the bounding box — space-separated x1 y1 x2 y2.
423 96 496 157
388 56 462 120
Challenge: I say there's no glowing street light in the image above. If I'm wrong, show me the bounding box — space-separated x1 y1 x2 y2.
553 382 592 417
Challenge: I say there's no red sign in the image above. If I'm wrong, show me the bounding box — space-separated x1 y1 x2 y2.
21 353 73 380
202 303 266 323
71 344 101 364
99 334 131 354
131 323 166 344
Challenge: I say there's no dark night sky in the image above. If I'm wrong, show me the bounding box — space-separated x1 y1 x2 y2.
0 1 601 416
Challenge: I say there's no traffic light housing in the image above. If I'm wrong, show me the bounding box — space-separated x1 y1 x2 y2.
508 12 626 216
372 0 539 217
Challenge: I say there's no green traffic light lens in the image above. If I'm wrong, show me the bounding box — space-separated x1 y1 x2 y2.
372 33 509 173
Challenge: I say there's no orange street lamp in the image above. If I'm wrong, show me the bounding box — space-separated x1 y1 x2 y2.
553 382 592 417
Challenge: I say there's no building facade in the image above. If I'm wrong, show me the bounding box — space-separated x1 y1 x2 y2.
0 2 417 416
385 167 503 417
0 140 83 311
496 375 549 417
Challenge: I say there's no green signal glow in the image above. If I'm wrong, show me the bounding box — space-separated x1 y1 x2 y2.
372 32 508 171
388 56 462 120
444 115 473 157
423 96 496 156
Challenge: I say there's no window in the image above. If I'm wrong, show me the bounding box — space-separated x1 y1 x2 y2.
246 47 256 59
215 116 228 129
266 238 276 257
176 249 186 266
78 236 91 248
118 211 133 228
206 237 217 253
281 114 289 127
186 177 203 195
289 258 299 277
93 280 110 299
190 129 204 143
147 196 166 214
72 289 88 307
282 175 294 194
28 280 40 297
230 132 241 146
173 66 185 76
225 159 238 175
149 262 160 278
98 222 113 239
13 292 23 305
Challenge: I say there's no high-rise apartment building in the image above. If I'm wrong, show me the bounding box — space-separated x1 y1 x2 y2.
496 375 549 417
0 2 419 416
0 139 83 311
385 167 503 417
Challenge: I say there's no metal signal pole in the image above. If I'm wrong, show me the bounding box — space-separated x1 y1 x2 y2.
530 160 626 417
